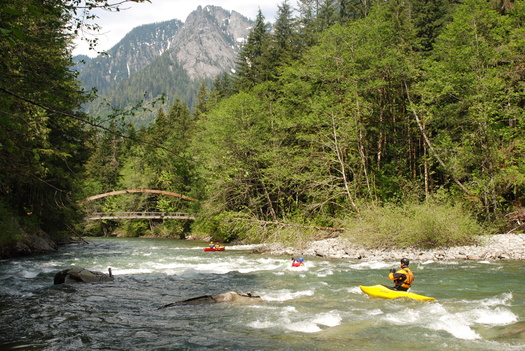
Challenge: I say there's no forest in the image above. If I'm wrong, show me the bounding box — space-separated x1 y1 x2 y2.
1 0 525 256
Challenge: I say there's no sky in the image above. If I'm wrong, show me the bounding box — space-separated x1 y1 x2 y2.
73 0 298 57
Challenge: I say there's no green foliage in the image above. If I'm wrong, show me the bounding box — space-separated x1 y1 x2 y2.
342 201 486 249
191 211 247 243
79 97 200 236
418 0 525 219
0 200 23 245
233 9 272 91
189 0 525 245
7 0 523 249
0 0 90 238
121 221 149 238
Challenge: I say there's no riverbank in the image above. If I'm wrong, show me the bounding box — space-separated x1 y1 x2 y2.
253 234 525 261
0 233 59 259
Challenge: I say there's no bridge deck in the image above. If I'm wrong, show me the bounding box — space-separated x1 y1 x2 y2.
85 212 195 220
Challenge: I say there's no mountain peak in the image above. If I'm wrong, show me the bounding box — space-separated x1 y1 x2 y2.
168 5 252 79
75 5 254 126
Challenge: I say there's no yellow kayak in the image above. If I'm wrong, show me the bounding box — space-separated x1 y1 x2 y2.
360 285 435 301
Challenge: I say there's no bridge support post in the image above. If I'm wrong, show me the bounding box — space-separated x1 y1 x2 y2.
101 221 109 237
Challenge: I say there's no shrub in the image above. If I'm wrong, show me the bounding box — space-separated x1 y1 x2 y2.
342 202 486 249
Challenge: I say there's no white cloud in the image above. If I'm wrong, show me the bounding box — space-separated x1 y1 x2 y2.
72 0 298 57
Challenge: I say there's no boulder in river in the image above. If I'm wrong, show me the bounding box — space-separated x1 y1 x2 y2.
53 267 114 284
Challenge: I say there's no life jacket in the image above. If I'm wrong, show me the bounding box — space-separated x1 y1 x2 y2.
396 267 414 289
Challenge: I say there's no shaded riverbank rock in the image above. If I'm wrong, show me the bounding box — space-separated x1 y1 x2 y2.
159 291 263 309
0 233 58 259
54 267 114 284
253 234 525 261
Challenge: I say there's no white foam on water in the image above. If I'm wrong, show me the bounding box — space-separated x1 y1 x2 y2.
141 256 289 276
42 261 64 267
281 305 298 313
472 307 517 325
315 268 333 277
248 306 341 333
428 315 481 340
382 300 519 341
21 270 39 278
280 309 342 333
247 305 296 329
482 292 513 307
347 286 362 294
285 322 323 333
312 311 342 327
112 268 153 275
351 261 392 270
248 319 281 329
456 292 513 308
286 264 308 272
382 303 480 340
261 289 315 302
366 308 384 316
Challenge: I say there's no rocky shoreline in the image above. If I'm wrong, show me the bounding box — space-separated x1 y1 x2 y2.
253 234 525 261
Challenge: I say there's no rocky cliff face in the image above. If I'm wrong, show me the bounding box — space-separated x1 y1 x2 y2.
77 5 253 96
78 19 184 93
168 5 252 79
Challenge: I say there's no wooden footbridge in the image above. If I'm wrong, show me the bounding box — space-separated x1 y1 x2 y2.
85 212 195 220
79 189 198 221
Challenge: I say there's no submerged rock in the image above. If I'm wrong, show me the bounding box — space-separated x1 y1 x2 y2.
54 267 114 284
159 291 263 309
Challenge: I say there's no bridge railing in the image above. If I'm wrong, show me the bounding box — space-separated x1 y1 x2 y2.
85 212 195 220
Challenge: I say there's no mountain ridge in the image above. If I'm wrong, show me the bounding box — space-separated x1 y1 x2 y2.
75 5 254 126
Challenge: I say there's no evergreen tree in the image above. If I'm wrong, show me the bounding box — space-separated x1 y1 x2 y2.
273 0 299 64
210 72 235 104
83 125 126 193
338 0 375 21
233 9 271 91
411 0 454 52
297 0 322 46
317 0 338 31
193 81 209 118
0 0 89 235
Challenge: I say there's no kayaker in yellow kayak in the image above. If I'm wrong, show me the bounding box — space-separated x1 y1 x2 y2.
388 258 414 291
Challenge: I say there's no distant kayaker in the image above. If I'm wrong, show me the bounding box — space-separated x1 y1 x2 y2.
388 258 414 291
209 241 215 249
291 257 304 267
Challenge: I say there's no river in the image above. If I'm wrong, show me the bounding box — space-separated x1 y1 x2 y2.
0 237 524 350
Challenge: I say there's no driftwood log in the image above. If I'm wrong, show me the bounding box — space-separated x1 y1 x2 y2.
159 291 263 309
